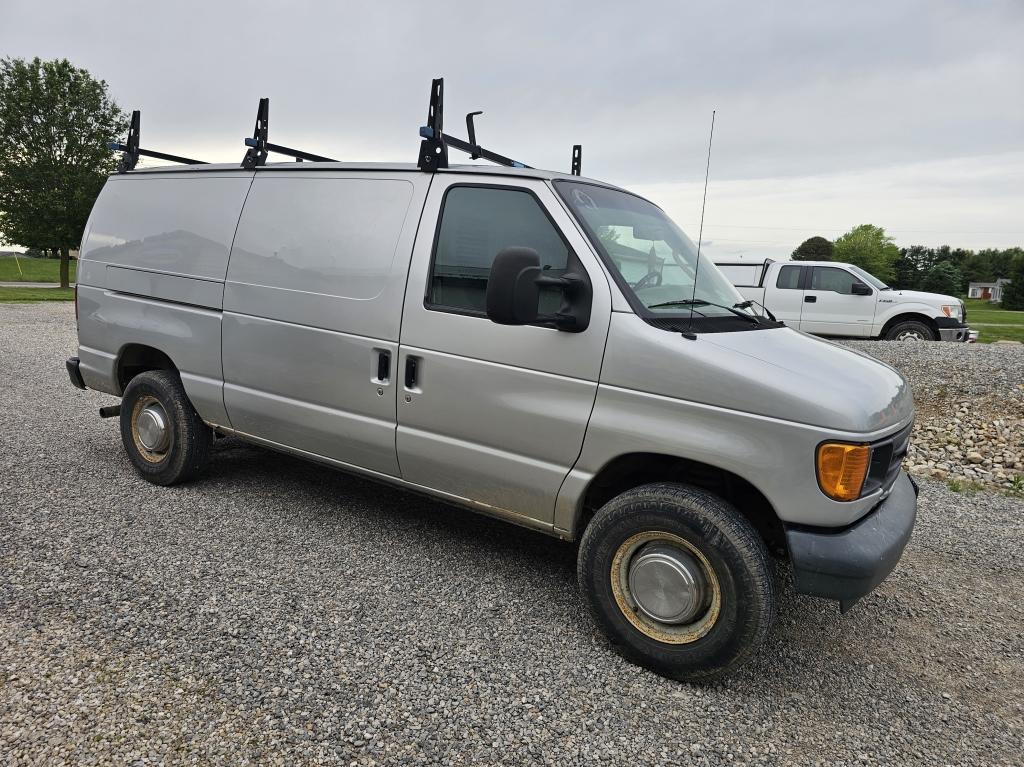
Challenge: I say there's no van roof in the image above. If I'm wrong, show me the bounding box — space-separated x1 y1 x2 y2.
116 160 624 190
110 160 630 194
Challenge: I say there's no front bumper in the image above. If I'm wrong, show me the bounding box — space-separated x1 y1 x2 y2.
786 471 918 612
934 317 972 342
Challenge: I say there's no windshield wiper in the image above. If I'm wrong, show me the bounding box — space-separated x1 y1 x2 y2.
647 298 762 325
734 299 777 322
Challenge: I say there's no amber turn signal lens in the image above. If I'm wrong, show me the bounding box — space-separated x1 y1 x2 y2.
816 443 871 501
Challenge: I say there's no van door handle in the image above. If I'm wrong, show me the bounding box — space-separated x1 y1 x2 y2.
374 349 391 383
404 356 420 390
804 295 817 303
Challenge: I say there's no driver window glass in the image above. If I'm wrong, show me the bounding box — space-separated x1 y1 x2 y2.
428 186 570 314
776 265 802 289
811 266 858 295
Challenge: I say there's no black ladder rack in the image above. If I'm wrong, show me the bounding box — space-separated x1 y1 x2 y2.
109 111 208 173
570 144 582 176
241 98 339 168
417 78 532 172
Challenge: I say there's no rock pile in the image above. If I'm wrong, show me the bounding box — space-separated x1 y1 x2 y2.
842 340 1024 492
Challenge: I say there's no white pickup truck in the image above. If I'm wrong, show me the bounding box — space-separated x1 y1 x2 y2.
716 259 974 342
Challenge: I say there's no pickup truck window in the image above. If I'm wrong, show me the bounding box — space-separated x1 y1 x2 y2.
811 266 862 295
776 265 802 289
428 185 570 314
555 181 744 321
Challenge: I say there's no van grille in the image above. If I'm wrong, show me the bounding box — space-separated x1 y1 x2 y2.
863 423 913 496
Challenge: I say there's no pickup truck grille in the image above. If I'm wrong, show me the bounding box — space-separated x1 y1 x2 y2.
863 423 913 496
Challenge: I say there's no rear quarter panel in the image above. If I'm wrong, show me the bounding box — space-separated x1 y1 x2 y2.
75 171 254 424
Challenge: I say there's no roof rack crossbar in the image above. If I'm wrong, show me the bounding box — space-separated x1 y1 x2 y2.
571 144 582 176
241 98 338 169
110 111 207 172
416 78 531 172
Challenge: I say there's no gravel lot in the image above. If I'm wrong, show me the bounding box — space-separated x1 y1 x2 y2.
2 303 1023 766
843 340 1024 491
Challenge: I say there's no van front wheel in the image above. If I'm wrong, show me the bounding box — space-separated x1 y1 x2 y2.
577 483 774 682
119 370 211 486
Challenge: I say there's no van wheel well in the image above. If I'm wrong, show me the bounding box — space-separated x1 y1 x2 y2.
880 313 937 339
117 345 176 393
578 453 787 556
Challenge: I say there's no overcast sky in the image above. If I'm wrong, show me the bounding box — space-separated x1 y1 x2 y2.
2 0 1022 260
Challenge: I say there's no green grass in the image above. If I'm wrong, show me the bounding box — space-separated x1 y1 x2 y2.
0 286 75 302
0 256 77 283
963 297 1024 343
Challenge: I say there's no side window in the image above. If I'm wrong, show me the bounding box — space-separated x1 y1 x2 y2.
776 265 802 289
811 267 858 294
428 186 570 314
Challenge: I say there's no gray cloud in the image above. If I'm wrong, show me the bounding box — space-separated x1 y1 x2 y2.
2 0 1022 251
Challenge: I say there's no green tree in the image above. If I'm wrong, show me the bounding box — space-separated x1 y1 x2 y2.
791 236 833 261
833 224 899 284
0 57 124 287
920 261 963 296
1001 255 1024 310
891 253 921 290
962 252 995 289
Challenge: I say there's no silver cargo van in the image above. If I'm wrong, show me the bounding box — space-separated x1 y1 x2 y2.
65 87 917 681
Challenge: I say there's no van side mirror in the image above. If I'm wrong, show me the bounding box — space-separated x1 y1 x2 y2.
851 282 872 296
486 247 591 332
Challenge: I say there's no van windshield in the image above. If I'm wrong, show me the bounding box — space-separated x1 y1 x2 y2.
554 181 745 320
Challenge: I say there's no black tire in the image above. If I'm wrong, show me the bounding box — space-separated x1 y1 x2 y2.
577 483 774 682
119 370 211 486
884 320 936 341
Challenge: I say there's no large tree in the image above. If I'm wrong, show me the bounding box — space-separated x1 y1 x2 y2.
920 261 963 296
791 236 833 261
891 253 921 290
833 224 900 284
0 57 125 287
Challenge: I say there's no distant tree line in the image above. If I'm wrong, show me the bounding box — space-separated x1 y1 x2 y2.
792 225 1024 309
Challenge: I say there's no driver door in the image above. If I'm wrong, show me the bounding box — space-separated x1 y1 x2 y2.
395 178 612 526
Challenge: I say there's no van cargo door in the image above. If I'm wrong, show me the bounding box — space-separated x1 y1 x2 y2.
222 172 429 476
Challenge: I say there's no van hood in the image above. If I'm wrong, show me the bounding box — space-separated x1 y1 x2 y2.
699 328 913 433
603 314 914 434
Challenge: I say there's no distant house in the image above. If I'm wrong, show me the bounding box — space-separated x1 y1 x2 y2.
968 278 1011 302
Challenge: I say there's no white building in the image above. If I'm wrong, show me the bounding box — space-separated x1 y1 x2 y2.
967 278 1011 302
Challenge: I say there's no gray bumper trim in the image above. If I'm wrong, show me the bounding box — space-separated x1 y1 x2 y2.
938 325 971 342
786 471 918 612
66 356 86 390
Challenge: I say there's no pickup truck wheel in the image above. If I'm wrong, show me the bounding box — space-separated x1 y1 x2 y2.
119 370 211 486
577 483 774 682
885 320 936 341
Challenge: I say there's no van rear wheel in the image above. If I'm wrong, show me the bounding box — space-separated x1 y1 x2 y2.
577 483 774 682
119 370 211 486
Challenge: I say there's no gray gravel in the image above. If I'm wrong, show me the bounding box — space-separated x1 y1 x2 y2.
843 340 1024 491
3 302 1023 766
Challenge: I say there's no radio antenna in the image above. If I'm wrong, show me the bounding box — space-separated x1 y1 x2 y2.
688 109 716 331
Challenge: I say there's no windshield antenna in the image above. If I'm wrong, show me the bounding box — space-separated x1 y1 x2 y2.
688 109 716 331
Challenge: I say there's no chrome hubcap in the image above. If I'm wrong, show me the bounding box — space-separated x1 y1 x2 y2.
610 531 721 644
136 403 169 452
628 543 707 624
896 330 925 341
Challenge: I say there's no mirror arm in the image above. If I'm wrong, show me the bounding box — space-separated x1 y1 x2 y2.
536 272 585 293
535 272 588 331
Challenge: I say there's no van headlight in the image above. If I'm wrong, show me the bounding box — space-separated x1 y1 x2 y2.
816 442 871 502
940 304 961 320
